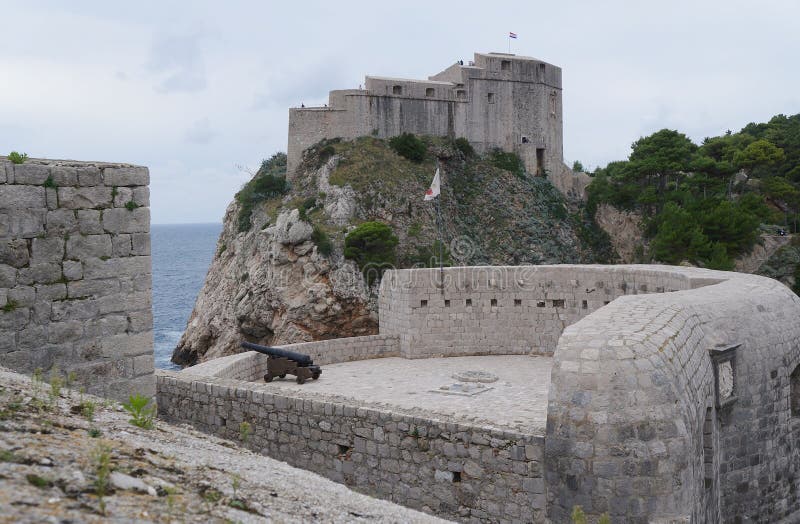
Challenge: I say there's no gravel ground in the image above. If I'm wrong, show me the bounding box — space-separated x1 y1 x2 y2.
0 367 448 523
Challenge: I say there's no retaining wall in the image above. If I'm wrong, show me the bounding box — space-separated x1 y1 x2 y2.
0 157 153 400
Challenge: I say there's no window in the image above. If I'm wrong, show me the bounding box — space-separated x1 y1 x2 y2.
425 87 435 97
465 298 472 307
538 63 546 82
392 85 403 95
444 299 451 307
582 300 588 309
514 299 522 307
487 92 495 103
552 299 565 308
521 136 529 144
537 300 545 308
550 92 557 116
456 89 466 100
703 407 714 490
501 60 511 71
491 298 498 307
791 365 800 417
420 299 427 307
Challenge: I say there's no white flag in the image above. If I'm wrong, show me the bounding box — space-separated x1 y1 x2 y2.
424 168 440 201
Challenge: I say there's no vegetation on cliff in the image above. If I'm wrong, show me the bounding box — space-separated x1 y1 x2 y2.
587 114 800 270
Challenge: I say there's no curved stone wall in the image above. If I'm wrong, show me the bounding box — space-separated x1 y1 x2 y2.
544 268 800 523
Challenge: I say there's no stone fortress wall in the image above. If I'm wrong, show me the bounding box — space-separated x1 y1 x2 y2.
287 52 564 179
157 264 800 523
0 157 154 401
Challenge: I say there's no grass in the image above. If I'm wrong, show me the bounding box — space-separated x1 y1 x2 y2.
2 300 18 313
26 473 52 489
92 442 112 515
124 200 140 211
43 176 57 188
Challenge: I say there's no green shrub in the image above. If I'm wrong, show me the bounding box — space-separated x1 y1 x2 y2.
43 176 56 188
312 226 333 256
488 149 525 177
8 151 28 164
2 300 18 313
317 145 336 167
403 240 451 268
121 394 155 429
454 137 475 157
124 200 140 211
344 221 399 285
389 133 426 163
572 160 585 172
236 153 289 232
298 197 317 221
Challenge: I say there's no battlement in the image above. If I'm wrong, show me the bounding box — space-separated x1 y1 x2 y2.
287 51 564 178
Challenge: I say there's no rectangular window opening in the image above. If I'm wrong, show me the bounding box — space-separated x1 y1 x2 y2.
514 299 522 307
487 92 495 103
337 444 350 455
444 300 451 307
456 89 466 100
582 300 588 309
452 471 462 482
392 85 403 95
420 299 428 307
536 300 545 308
466 299 472 307
552 299 565 308
491 298 498 307
501 60 511 71
425 87 435 97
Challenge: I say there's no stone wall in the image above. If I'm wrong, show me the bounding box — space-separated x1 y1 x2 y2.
545 269 800 523
0 157 154 400
378 265 708 359
156 369 546 523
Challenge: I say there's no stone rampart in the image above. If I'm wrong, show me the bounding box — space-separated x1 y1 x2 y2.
156 368 546 522
378 265 710 359
0 157 154 400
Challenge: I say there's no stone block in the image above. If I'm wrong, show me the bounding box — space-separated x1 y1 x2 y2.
46 209 78 234
104 166 149 186
16 263 61 285
102 207 150 234
8 285 35 307
50 166 78 186
35 283 67 301
84 315 128 338
51 298 99 322
133 187 150 207
46 187 58 210
113 187 133 207
127 309 153 333
0 307 30 330
17 324 47 350
84 256 149 279
66 234 112 260
12 163 50 185
0 161 8 183
0 329 15 353
76 166 102 186
112 234 132 256
96 290 149 314
4 209 47 238
68 278 120 299
62 260 82 280
0 185 46 210
57 186 113 209
101 331 153 358
31 236 64 263
47 320 84 344
133 353 155 376
77 209 103 234
0 264 16 287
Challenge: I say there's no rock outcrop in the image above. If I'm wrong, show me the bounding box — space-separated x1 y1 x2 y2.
174 137 613 366
594 203 644 263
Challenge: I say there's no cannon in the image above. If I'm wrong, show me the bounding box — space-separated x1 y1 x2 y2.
241 341 322 384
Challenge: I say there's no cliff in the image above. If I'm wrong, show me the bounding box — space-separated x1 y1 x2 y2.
173 137 611 365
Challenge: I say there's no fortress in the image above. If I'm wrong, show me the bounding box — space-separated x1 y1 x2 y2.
287 52 564 178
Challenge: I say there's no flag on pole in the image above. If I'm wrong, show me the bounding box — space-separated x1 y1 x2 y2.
509 32 517 39
424 168 440 201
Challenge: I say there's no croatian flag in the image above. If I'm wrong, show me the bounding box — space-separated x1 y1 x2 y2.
509 32 517 39
424 168 440 201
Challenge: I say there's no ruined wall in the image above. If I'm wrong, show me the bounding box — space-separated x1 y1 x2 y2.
0 157 154 400
156 368 546 523
378 265 700 359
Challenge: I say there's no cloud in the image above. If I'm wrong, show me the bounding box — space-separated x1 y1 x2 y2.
184 118 215 144
251 59 350 110
146 32 207 94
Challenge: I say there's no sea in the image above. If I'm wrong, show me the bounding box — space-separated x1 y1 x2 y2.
151 223 222 369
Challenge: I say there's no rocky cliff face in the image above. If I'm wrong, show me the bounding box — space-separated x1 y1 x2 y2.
174 137 611 366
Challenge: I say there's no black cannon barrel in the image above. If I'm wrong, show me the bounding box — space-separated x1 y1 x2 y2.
241 341 314 367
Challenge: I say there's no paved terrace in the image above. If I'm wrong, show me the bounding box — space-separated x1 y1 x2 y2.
253 355 552 435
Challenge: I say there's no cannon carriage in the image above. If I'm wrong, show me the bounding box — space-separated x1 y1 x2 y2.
241 341 322 384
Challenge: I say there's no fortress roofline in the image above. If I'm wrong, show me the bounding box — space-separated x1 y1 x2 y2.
365 75 455 85
477 51 558 67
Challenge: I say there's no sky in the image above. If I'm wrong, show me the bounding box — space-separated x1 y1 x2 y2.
1 1 798 224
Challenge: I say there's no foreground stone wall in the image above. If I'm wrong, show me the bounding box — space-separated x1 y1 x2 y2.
379 265 703 359
0 157 153 400
156 370 545 522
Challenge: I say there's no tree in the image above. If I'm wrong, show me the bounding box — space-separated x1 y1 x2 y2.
572 160 585 172
734 139 785 172
344 222 399 285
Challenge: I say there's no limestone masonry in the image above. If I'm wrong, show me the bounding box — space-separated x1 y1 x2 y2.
159 264 800 523
287 52 563 178
0 157 154 401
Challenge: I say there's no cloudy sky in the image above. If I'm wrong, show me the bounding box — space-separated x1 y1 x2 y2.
2 1 798 223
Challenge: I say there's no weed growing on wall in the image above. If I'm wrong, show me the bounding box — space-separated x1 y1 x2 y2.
7 151 28 164
121 394 155 429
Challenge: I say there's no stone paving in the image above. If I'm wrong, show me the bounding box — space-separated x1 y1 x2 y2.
258 355 553 434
